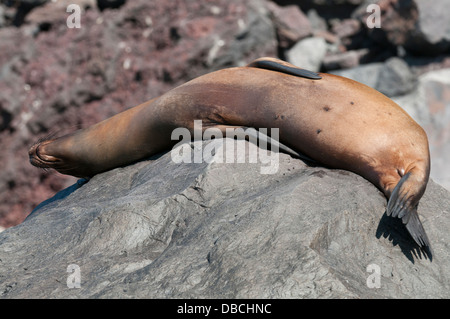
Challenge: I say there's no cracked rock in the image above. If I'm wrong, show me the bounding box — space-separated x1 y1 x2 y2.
0 139 449 298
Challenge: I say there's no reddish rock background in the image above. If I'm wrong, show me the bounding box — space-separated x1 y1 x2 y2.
0 0 449 229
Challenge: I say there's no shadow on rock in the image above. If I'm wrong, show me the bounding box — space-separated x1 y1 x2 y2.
376 211 433 263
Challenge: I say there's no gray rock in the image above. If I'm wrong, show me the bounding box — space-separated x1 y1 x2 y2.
1 139 449 298
330 18 361 39
207 0 276 69
323 48 369 70
332 57 415 97
409 0 450 55
266 2 311 49
375 57 415 97
307 9 327 32
332 62 377 86
286 37 327 72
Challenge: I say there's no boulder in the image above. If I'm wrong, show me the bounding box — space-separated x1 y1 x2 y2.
1 139 449 298
286 37 327 71
322 48 369 70
331 57 415 97
330 18 361 39
266 2 312 49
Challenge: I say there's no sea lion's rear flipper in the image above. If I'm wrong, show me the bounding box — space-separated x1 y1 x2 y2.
386 172 432 252
247 57 322 80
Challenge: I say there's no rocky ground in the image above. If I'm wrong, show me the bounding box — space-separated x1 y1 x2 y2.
1 140 449 298
0 0 449 230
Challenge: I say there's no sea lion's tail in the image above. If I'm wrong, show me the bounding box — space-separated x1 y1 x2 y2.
386 171 432 251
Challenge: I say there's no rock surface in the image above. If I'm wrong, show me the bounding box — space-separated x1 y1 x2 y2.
1 140 449 298
331 56 415 97
266 2 311 49
286 37 327 71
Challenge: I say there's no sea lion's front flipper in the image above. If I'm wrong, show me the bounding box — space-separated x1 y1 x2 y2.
242 127 318 164
205 125 318 165
231 126 318 165
247 57 322 80
386 172 432 253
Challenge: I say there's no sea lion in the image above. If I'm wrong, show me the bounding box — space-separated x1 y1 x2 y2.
29 57 432 251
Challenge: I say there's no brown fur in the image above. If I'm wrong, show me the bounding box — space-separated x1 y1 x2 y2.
29 57 432 250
